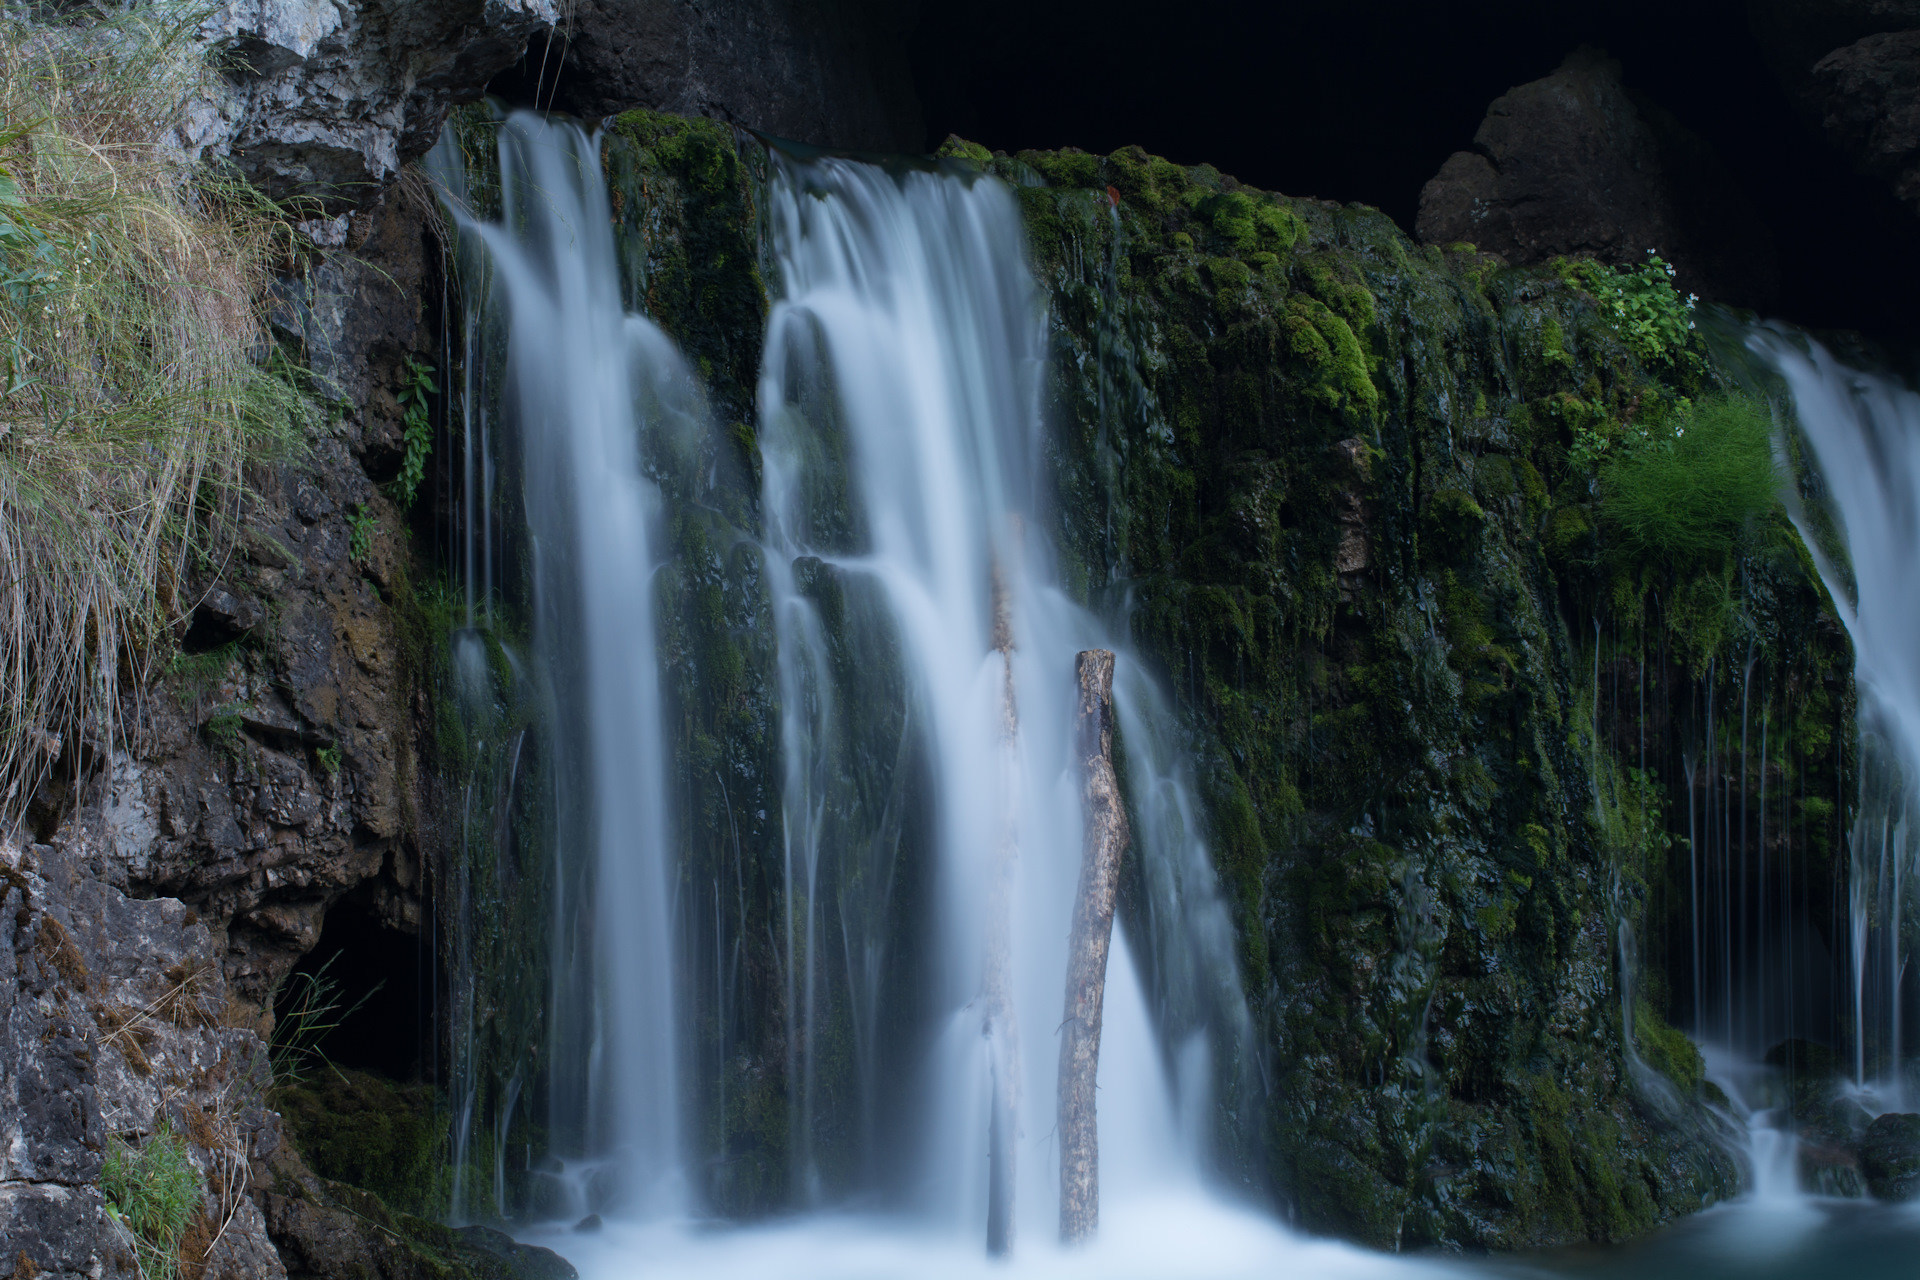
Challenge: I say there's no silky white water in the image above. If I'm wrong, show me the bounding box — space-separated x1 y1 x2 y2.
1757 329 1920 1112
418 112 1920 1278
757 151 1250 1239
437 115 688 1214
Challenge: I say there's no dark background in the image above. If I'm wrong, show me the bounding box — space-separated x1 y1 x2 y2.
905 0 1920 335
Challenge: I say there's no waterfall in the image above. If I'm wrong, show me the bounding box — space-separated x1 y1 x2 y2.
1756 330 1920 1111
437 113 690 1214
757 151 1251 1239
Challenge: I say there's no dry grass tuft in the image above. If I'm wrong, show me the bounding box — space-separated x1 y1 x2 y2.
0 3 310 828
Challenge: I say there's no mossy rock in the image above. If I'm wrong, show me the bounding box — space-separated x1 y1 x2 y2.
275 1068 446 1218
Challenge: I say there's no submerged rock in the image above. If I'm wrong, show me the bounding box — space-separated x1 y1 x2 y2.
1861 1111 1920 1200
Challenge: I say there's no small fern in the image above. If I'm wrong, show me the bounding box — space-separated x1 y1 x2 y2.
392 355 436 509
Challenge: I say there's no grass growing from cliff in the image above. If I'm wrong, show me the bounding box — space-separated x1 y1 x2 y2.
0 4 307 824
102 1120 203 1280
1597 396 1779 568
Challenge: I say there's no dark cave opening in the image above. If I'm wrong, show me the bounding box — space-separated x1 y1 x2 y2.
277 886 432 1083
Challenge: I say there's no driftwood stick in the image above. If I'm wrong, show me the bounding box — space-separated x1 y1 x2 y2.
1058 648 1129 1243
984 557 1020 1256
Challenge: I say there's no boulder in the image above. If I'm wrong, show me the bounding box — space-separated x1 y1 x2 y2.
1861 1111 1920 1200
1415 47 1778 306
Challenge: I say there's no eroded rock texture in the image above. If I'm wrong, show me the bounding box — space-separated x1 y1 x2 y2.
184 0 560 204
1415 48 1777 307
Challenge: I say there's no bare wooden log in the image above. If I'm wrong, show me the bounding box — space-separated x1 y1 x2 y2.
984 556 1020 1256
1058 648 1129 1243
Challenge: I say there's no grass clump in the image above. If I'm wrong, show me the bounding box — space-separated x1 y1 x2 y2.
1598 395 1779 568
0 3 310 824
101 1120 203 1280
271 951 383 1084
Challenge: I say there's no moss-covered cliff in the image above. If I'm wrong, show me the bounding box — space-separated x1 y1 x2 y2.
392 111 1854 1252
951 138 1851 1248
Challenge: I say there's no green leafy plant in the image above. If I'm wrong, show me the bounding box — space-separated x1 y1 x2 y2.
392 356 436 508
1598 395 1778 567
314 744 341 776
101 1120 203 1280
346 503 378 564
1561 250 1697 364
270 951 383 1084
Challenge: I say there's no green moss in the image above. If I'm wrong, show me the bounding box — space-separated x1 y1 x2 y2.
276 1069 448 1219
1634 1002 1705 1095
934 134 993 166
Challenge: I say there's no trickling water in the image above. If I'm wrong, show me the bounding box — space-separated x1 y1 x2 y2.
1757 329 1920 1111
438 113 691 1213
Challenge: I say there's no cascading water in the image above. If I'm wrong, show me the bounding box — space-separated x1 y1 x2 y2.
420 108 1920 1279
436 113 691 1215
755 151 1252 1241
1757 330 1920 1112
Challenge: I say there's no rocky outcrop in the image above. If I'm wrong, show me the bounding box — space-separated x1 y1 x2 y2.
505 0 923 149
184 0 559 205
1808 30 1920 212
1415 48 1777 307
1748 1 1920 218
1 835 286 1279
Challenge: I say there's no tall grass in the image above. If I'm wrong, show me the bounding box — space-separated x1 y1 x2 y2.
0 4 308 824
1598 395 1779 568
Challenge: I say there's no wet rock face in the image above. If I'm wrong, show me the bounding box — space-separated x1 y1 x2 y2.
517 0 923 149
1415 48 1777 307
187 0 559 204
1861 1112 1920 1200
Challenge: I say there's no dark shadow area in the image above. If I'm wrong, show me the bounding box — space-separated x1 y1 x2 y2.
904 0 1920 337
277 886 430 1082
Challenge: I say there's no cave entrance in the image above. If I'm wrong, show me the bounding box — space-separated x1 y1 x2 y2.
276 886 431 1083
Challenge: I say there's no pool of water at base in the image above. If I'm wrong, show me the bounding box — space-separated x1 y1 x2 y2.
513 1191 1920 1280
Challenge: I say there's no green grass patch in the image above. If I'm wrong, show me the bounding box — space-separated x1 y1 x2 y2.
101 1120 202 1280
0 2 314 827
1598 395 1778 569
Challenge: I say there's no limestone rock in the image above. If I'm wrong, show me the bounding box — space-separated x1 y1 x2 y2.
187 0 561 204
1861 1111 1920 1200
1415 48 1777 306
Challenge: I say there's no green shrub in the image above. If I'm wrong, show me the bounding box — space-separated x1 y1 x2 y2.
1598 396 1778 568
391 356 435 508
101 1121 202 1280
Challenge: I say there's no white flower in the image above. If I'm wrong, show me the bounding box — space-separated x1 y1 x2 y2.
1677 428 1685 437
